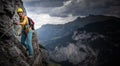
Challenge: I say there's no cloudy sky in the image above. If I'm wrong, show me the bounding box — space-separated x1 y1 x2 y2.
23 0 120 29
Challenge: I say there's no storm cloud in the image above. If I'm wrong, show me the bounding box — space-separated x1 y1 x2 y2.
24 0 69 7
50 0 120 17
23 0 120 29
23 0 120 17
23 0 68 14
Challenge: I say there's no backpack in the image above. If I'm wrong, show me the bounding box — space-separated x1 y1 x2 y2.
27 17 35 30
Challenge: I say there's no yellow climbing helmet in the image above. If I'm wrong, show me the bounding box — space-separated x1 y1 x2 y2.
17 8 23 13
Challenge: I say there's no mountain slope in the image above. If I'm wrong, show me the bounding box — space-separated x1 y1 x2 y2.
37 15 118 46
37 15 120 66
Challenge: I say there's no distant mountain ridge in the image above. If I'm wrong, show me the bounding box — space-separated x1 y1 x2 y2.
36 15 120 66
36 15 119 46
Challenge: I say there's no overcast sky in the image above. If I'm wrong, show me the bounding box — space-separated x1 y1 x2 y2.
23 0 120 29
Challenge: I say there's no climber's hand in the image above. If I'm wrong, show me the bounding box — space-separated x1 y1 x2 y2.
13 22 17 25
13 22 19 25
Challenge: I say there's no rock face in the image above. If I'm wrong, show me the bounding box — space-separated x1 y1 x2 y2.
0 0 48 66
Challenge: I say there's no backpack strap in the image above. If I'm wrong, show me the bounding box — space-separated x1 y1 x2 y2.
27 17 35 30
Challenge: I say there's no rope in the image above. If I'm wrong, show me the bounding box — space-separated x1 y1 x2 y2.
0 23 20 41
0 23 25 42
0 25 14 40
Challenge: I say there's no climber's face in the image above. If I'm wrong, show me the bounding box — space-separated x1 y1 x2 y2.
17 12 23 17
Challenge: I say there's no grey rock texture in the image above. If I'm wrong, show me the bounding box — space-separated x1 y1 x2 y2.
0 0 48 66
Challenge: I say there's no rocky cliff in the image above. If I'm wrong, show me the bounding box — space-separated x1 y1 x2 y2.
0 0 48 66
